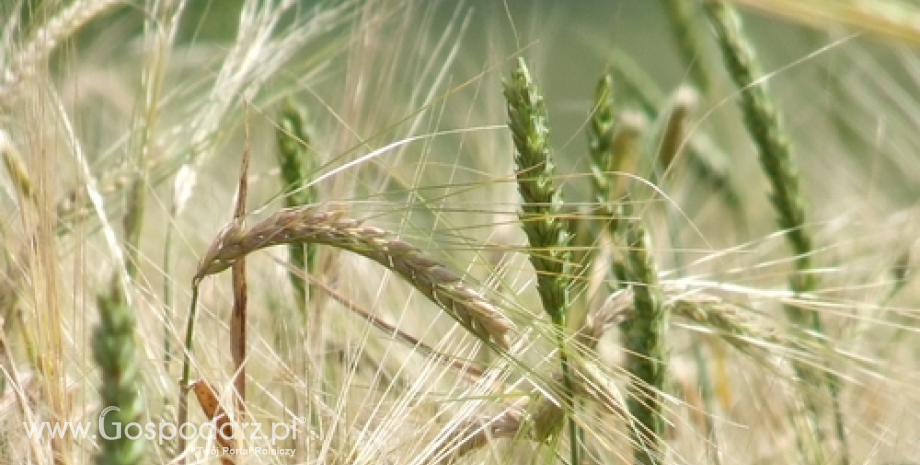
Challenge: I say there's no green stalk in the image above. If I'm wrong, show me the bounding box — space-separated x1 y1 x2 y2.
703 3 847 464
503 58 580 465
176 285 201 463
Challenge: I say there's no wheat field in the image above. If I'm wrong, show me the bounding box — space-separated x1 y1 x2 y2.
1 1 919 464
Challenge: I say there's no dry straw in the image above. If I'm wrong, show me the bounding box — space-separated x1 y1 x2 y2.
194 207 514 349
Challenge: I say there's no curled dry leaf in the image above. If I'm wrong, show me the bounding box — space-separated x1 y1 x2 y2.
190 380 236 451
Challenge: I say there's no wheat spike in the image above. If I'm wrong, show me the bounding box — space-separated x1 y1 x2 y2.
194 207 513 349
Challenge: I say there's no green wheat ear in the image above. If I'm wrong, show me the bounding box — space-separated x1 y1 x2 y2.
704 2 847 463
620 200 668 465
503 57 581 464
663 0 712 94
503 58 573 327
94 284 145 465
276 99 319 313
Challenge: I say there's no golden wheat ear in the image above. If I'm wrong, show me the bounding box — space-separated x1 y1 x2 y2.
193 207 514 349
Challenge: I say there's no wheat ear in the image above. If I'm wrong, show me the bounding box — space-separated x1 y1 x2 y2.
93 284 144 465
704 3 846 463
504 57 582 463
276 100 319 313
194 207 513 349
588 74 645 289
590 286 813 363
620 205 668 465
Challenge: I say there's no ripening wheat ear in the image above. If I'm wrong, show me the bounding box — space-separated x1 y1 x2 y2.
193 207 514 349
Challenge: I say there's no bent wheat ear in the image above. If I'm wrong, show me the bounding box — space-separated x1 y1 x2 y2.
194 207 514 349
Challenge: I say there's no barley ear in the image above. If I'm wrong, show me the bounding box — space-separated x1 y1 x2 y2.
0 0 122 106
503 57 580 465
93 283 145 465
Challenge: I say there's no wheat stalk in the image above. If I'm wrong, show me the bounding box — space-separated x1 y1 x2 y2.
194 207 513 349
